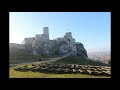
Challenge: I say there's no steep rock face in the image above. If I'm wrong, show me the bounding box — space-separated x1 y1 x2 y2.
76 42 88 60
22 41 88 59
19 40 88 60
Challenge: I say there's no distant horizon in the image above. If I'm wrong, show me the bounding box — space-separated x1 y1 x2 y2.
87 50 111 53
10 12 111 53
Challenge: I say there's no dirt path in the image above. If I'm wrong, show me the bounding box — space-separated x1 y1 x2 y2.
10 52 72 66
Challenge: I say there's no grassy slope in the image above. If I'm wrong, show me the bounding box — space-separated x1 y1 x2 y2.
9 57 111 78
9 66 110 78
9 50 110 78
10 54 40 64
54 56 110 66
10 47 41 64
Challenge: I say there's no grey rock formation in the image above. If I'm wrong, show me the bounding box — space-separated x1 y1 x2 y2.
76 42 88 60
14 63 111 76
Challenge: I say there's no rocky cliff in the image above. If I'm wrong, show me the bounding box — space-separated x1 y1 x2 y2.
31 41 88 60
10 41 88 60
76 42 88 60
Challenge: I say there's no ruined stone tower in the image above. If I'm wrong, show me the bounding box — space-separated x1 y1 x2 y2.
64 32 77 54
43 27 49 40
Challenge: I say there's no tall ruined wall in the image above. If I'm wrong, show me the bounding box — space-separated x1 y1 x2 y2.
64 32 77 54
10 43 25 49
22 37 35 45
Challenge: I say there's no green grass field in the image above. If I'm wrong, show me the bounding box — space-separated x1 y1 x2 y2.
9 51 111 78
54 56 110 66
10 47 43 64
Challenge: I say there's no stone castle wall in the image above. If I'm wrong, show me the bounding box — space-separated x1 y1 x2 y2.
10 27 88 59
10 43 24 49
22 27 77 55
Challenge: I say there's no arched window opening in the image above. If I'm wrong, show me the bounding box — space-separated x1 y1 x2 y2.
67 39 70 42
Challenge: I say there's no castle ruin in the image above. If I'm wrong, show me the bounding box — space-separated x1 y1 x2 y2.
10 27 88 59
22 27 77 56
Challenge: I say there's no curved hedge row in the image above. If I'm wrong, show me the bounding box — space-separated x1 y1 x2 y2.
14 63 111 76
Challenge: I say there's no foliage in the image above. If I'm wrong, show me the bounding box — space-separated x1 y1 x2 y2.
54 56 110 66
9 47 41 64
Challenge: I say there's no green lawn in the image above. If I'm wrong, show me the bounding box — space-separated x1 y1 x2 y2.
9 53 111 78
10 47 43 64
54 56 110 66
9 66 110 78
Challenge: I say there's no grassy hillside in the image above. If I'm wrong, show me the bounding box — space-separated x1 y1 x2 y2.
9 47 41 64
9 55 111 78
54 56 110 66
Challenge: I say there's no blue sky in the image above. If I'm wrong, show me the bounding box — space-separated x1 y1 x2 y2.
9 12 111 53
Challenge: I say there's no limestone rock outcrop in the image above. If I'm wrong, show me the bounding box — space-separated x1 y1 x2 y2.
14 63 111 76
76 42 88 60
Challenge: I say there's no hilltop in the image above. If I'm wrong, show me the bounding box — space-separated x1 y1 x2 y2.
53 55 110 66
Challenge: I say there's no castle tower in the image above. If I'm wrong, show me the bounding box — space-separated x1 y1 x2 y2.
65 32 72 38
65 32 72 47
43 27 49 40
64 32 77 54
